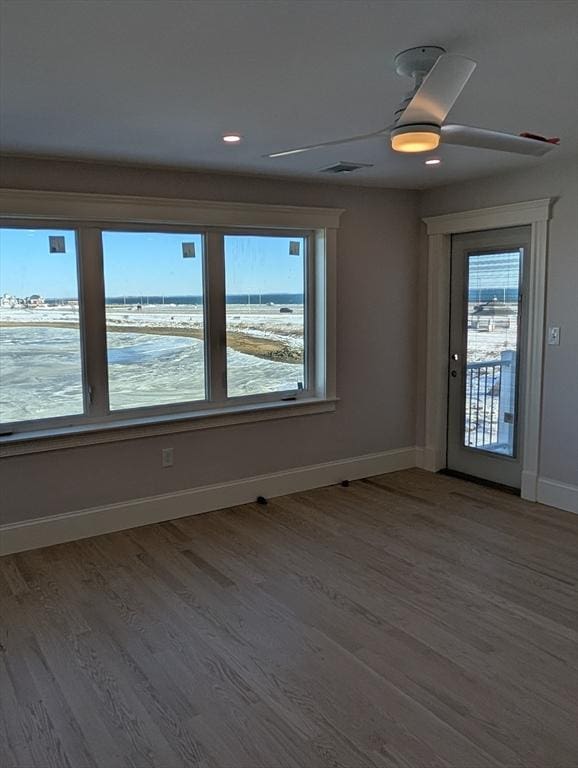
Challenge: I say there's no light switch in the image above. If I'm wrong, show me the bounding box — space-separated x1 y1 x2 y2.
548 326 560 346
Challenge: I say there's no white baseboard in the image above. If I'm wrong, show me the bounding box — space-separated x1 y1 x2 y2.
521 470 538 502
537 477 578 515
416 446 445 472
0 446 418 556
414 446 426 469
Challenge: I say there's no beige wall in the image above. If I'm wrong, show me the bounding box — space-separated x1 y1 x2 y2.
2 155 575 527
0 157 420 524
418 157 578 488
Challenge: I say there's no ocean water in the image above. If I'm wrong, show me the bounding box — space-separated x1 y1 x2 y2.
0 326 304 424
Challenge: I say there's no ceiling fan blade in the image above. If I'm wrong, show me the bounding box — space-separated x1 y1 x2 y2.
398 54 476 126
441 124 557 156
266 128 390 158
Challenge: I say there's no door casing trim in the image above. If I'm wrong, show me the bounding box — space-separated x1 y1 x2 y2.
421 198 552 501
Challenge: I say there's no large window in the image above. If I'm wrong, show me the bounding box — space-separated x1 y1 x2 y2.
102 230 206 411
225 234 306 398
0 193 337 444
0 227 84 424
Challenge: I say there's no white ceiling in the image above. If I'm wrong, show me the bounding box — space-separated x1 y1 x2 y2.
1 0 576 189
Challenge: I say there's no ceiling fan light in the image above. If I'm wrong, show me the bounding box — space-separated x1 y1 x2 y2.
391 124 441 153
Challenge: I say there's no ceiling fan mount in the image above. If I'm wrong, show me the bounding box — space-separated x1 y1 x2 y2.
266 45 560 160
393 46 447 123
393 45 446 81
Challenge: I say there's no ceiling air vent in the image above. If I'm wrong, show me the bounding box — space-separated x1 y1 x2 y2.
319 162 373 174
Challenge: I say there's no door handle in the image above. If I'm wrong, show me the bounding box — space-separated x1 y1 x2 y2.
451 353 459 361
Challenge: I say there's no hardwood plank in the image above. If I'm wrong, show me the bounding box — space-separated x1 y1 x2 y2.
1 469 577 767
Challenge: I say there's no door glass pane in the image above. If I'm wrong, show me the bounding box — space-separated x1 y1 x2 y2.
464 249 522 456
224 234 305 397
0 227 84 423
102 231 205 411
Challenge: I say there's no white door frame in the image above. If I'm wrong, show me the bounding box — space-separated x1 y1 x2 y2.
421 198 552 501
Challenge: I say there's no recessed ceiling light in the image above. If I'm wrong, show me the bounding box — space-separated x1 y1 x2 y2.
425 158 442 165
222 134 242 143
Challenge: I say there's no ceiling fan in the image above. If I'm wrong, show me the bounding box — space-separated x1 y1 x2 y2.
266 46 560 159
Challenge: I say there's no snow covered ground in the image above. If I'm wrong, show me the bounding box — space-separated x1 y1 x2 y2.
466 312 519 363
0 325 84 422
0 304 305 422
0 302 303 335
0 302 517 433
0 303 304 348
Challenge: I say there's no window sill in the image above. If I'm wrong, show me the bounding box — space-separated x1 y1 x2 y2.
0 398 338 457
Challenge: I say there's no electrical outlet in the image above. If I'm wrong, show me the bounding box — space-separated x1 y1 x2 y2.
161 447 174 468
548 326 561 346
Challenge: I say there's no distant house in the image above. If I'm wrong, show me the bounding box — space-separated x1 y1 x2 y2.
1 293 17 308
26 294 45 307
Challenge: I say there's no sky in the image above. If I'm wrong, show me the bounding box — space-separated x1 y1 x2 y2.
0 229 305 298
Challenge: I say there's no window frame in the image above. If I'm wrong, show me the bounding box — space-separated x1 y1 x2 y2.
220 226 314 402
0 190 341 454
0 219 90 432
100 224 210 416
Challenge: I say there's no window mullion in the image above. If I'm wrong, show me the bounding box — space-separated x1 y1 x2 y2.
77 227 109 417
316 228 334 400
304 233 315 395
204 232 227 403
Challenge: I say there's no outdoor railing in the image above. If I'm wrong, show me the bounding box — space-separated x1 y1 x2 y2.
464 350 516 454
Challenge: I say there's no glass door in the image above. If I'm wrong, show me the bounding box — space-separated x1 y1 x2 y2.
447 226 530 488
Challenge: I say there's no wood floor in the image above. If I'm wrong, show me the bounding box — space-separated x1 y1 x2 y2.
1 469 577 768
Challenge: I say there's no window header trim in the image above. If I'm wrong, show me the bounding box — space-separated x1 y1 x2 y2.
0 189 344 230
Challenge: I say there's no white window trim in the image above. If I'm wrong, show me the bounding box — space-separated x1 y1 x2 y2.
421 198 551 502
0 398 339 457
0 189 343 456
0 189 343 229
